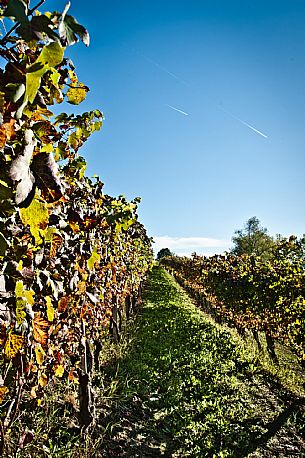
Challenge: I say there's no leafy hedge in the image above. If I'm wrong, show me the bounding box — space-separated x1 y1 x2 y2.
0 0 153 450
160 237 305 365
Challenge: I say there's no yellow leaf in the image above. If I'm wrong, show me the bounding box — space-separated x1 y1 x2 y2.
67 71 88 105
20 199 49 245
30 386 37 398
46 296 55 322
67 84 88 105
4 332 24 359
17 260 23 271
15 280 24 298
23 289 35 306
0 386 8 403
77 281 86 294
54 365 64 377
69 221 80 233
40 143 53 153
16 299 26 325
38 372 48 387
45 226 56 242
35 345 46 365
87 247 101 271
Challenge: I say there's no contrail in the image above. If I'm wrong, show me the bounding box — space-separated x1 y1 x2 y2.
219 107 268 139
166 104 189 116
130 47 189 86
142 54 189 86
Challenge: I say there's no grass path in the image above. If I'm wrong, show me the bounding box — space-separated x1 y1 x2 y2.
99 267 305 457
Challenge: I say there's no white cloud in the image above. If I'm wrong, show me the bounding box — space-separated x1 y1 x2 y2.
153 235 231 257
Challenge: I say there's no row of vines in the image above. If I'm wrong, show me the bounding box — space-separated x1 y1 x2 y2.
0 0 153 452
160 236 305 366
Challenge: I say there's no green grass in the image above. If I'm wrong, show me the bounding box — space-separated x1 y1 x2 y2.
7 266 305 457
100 267 305 457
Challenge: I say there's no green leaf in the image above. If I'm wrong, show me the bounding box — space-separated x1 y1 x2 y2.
30 15 59 41
62 15 90 46
6 83 25 103
0 232 9 257
4 0 28 24
59 3 90 47
38 42 64 68
25 43 64 104
25 63 47 104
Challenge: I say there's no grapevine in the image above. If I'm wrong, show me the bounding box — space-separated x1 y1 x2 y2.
160 237 305 365
0 0 153 450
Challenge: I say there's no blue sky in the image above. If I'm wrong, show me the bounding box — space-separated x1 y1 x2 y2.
48 1 305 255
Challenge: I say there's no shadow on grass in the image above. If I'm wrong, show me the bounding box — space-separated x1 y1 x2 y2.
99 267 305 458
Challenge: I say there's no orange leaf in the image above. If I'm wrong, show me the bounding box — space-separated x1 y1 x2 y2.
69 221 80 233
49 233 63 258
38 373 48 387
58 296 70 313
32 313 50 346
0 386 8 403
68 368 78 382
0 119 16 149
77 281 86 294
30 386 38 398
0 325 6 346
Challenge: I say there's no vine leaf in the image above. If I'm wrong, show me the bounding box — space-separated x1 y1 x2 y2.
35 345 46 365
0 232 9 257
0 119 16 149
30 15 59 41
59 3 90 47
58 296 70 313
0 386 9 403
31 152 63 203
39 42 65 67
38 372 48 387
23 289 35 305
9 129 36 207
46 296 55 322
4 0 28 24
32 313 50 346
20 199 49 244
16 299 26 325
50 233 63 258
26 42 64 104
54 365 64 377
25 62 47 105
67 71 88 105
87 248 101 271
15 280 24 298
4 332 24 359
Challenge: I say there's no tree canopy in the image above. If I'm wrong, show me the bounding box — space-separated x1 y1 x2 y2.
157 248 173 260
230 216 274 259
